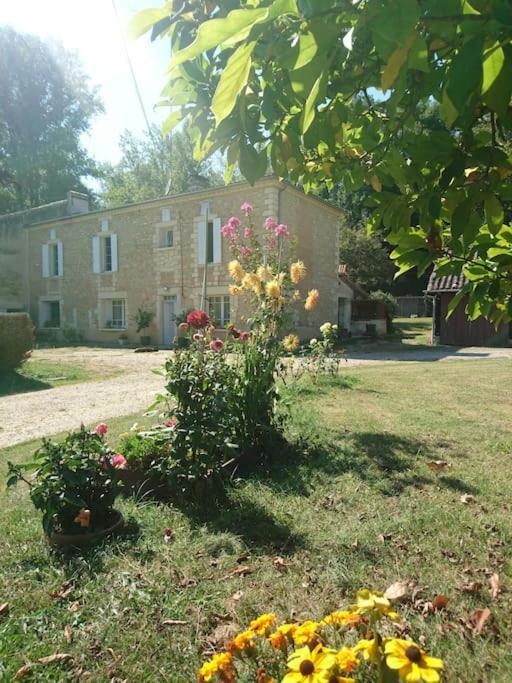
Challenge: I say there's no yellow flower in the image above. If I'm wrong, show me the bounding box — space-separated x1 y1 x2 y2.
305 289 320 311
292 290 301 302
197 652 234 682
266 279 282 299
268 623 297 650
335 647 359 673
291 260 307 284
352 589 399 621
248 612 277 635
228 628 256 654
242 272 263 295
257 264 271 282
384 639 444 683
292 621 320 646
283 334 300 353
321 611 361 629
229 284 242 296
353 638 380 664
228 259 245 282
283 644 337 683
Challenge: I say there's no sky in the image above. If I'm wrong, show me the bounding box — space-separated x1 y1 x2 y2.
1 0 169 164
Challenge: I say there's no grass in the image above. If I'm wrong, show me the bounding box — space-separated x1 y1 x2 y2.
0 359 118 397
344 317 432 353
1 360 512 681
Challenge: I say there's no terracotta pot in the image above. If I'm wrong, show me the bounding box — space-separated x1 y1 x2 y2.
46 509 124 549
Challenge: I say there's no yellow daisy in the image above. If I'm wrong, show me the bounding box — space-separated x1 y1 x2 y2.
228 628 256 654
283 334 300 353
283 644 337 683
228 259 245 282
268 623 297 650
305 289 319 311
266 279 282 299
353 637 380 664
242 272 263 295
290 260 307 284
292 621 320 646
335 647 359 673
384 639 444 683
229 284 242 296
352 589 399 621
197 652 234 682
321 611 361 628
248 612 277 635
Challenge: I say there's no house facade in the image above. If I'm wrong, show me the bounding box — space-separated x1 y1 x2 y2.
3 179 348 346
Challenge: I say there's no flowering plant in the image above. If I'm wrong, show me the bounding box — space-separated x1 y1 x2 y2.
198 589 444 683
6 425 124 535
297 322 345 381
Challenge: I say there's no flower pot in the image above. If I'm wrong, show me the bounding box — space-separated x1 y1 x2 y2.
46 509 124 549
117 468 168 498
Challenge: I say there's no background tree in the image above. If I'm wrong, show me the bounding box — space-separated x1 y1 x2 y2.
99 125 221 207
0 27 103 213
134 0 512 326
339 224 396 293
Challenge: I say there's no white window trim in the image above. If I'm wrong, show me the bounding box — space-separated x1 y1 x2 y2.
99 297 127 331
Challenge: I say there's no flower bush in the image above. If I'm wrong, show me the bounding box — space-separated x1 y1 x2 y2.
6 425 124 535
197 589 444 683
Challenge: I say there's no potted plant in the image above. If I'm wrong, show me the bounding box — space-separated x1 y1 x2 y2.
133 306 155 346
6 424 126 548
174 308 193 348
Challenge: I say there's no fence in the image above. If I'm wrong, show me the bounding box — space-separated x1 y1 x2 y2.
396 296 432 318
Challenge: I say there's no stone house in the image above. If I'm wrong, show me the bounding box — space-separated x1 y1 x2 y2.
1 178 351 346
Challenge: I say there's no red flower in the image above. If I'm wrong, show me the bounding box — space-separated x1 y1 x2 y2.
111 453 127 469
95 423 108 436
187 310 210 329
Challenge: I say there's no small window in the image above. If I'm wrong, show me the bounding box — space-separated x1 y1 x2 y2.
208 295 231 328
206 221 214 264
164 230 174 247
50 244 59 277
103 299 126 329
104 235 112 272
162 208 171 223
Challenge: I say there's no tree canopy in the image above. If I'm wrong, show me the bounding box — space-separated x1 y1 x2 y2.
0 27 103 213
134 0 512 325
99 125 222 207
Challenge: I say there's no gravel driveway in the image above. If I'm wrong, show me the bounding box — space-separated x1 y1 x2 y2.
1 345 511 449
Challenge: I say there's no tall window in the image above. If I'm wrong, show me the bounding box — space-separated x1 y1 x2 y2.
166 230 173 247
50 244 59 277
208 295 231 327
206 221 214 264
104 235 112 272
103 299 126 329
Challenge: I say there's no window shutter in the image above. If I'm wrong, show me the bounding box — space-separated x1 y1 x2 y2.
42 244 49 278
57 241 64 277
198 218 206 264
92 236 101 273
111 233 118 272
213 217 222 263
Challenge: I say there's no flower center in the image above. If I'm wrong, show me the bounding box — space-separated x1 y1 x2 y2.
299 660 315 675
405 645 422 663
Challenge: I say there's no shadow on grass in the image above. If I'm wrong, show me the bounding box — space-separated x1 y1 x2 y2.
0 370 51 397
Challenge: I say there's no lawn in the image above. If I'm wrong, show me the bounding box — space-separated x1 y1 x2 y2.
1 360 511 681
0 359 119 397
343 317 432 353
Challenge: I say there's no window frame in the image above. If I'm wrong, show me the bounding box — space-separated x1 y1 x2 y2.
208 295 231 328
102 298 127 330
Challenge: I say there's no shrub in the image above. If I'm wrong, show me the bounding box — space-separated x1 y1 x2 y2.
118 428 174 476
133 306 155 334
369 290 399 332
0 312 33 371
62 325 83 345
6 424 125 535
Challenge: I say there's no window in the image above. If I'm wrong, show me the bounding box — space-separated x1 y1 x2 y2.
42 241 63 277
40 300 61 328
206 221 214 263
162 229 173 248
162 208 171 223
208 295 231 327
92 234 117 273
104 235 112 272
50 244 59 277
103 299 126 329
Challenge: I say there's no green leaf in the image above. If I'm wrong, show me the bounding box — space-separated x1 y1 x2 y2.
293 30 318 70
445 35 484 113
212 41 255 126
482 43 512 117
239 143 268 184
162 110 184 137
484 195 504 234
451 199 472 238
381 34 416 91
301 70 326 134
446 288 466 319
128 6 171 39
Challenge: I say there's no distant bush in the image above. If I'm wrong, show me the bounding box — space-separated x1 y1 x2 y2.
62 325 83 345
369 291 399 332
0 313 34 371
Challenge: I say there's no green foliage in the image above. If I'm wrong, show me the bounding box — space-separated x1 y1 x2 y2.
99 125 221 207
136 0 512 325
369 290 399 332
118 430 173 475
133 306 155 334
0 312 33 371
0 27 103 212
339 225 396 293
6 427 121 535
61 325 83 345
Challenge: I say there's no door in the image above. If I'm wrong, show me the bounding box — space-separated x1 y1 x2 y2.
162 296 177 347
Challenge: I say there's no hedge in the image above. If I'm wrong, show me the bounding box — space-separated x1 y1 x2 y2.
0 313 34 371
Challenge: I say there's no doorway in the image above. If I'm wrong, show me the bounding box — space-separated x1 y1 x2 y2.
162 295 177 347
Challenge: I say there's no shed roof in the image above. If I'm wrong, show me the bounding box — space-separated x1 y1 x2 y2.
426 270 467 293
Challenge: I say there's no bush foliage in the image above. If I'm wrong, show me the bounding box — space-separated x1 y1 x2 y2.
0 312 33 371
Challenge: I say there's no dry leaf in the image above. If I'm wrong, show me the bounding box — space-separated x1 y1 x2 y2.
51 582 73 600
221 565 253 580
0 603 8 618
432 595 449 611
37 653 72 666
427 460 450 471
489 573 501 600
470 607 492 634
63 625 73 643
461 581 482 594
273 557 288 571
231 590 244 601
384 581 410 602
460 494 476 504
68 601 80 613
14 664 33 679
162 619 188 626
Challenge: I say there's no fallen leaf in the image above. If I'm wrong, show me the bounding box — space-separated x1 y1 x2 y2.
432 595 449 611
384 581 410 602
162 619 188 626
14 664 33 679
51 582 73 600
378 533 392 543
0 603 8 618
470 607 492 635
231 590 244 602
489 573 501 600
460 494 476 504
37 653 73 666
427 460 450 471
273 556 288 571
63 625 73 643
461 581 482 594
68 601 80 613
221 566 253 580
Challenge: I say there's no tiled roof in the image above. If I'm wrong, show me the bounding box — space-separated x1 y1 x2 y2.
427 270 467 293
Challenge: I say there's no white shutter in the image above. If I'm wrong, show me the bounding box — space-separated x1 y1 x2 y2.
42 244 49 278
111 233 118 272
92 236 101 273
213 217 222 263
57 241 64 277
198 218 206 264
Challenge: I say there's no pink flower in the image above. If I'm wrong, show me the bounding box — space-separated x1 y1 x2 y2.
241 202 253 215
239 331 250 342
268 238 278 249
166 418 177 428
264 217 278 231
95 423 108 436
178 322 189 330
111 453 127 469
240 246 252 257
187 310 210 329
209 339 224 352
221 223 236 238
275 223 290 238
228 216 241 228
244 227 253 239
164 528 174 543
193 333 203 342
